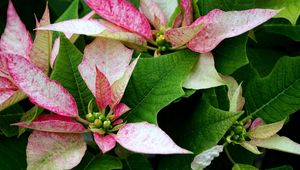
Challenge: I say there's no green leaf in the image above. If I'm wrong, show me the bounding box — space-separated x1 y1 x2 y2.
266 165 293 170
158 100 242 170
198 0 255 15
48 0 73 17
262 19 300 41
247 47 284 77
123 50 197 124
55 0 79 22
232 164 258 170
0 135 27 169
245 56 300 123
128 0 140 8
256 0 300 25
0 104 23 137
214 33 249 75
85 155 122 170
123 154 152 170
51 35 93 115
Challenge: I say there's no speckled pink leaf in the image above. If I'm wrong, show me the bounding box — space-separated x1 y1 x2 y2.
94 133 116 153
116 122 192 154
78 38 133 96
181 0 193 26
37 19 106 36
113 103 130 120
139 0 166 29
0 53 9 78
13 114 86 133
173 14 183 28
0 0 32 58
85 0 152 39
95 67 112 111
30 5 52 74
0 77 17 91
188 9 279 53
7 54 78 117
27 131 86 170
165 24 204 48
110 57 138 108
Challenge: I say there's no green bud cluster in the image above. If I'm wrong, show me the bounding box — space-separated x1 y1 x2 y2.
85 112 113 132
226 121 248 144
155 33 171 52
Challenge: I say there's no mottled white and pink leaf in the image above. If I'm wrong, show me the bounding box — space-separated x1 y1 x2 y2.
95 68 112 111
191 145 223 170
0 0 32 58
165 24 204 48
139 0 166 29
110 57 139 108
116 122 192 154
13 114 86 133
37 19 106 36
181 0 193 26
78 38 133 96
85 0 152 39
7 54 78 117
113 103 130 120
187 9 279 53
27 131 86 170
94 133 117 154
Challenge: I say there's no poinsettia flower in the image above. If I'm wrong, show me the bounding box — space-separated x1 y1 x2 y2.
79 37 192 154
37 0 278 55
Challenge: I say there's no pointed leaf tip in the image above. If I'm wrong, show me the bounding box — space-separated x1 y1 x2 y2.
7 54 78 117
116 122 192 154
85 0 152 39
187 9 279 53
0 0 32 58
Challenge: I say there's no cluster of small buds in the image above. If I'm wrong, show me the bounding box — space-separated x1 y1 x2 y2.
155 29 171 52
226 121 248 144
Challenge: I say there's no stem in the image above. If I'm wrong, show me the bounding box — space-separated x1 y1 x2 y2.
145 45 157 51
148 40 157 46
76 116 91 126
170 45 187 51
224 146 236 165
241 114 253 124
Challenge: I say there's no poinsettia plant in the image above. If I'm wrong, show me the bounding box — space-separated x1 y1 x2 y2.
1 0 300 169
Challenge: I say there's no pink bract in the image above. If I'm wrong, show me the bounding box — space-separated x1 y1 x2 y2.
187 9 279 53
85 0 152 39
7 54 78 117
94 133 117 153
14 114 86 133
116 122 192 154
95 67 112 111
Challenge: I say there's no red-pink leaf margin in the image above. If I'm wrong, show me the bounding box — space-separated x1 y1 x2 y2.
85 0 152 39
0 77 17 91
250 117 265 130
0 0 32 58
27 131 86 170
95 67 112 111
187 9 279 53
116 122 192 154
7 54 78 117
94 133 116 153
13 114 86 133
